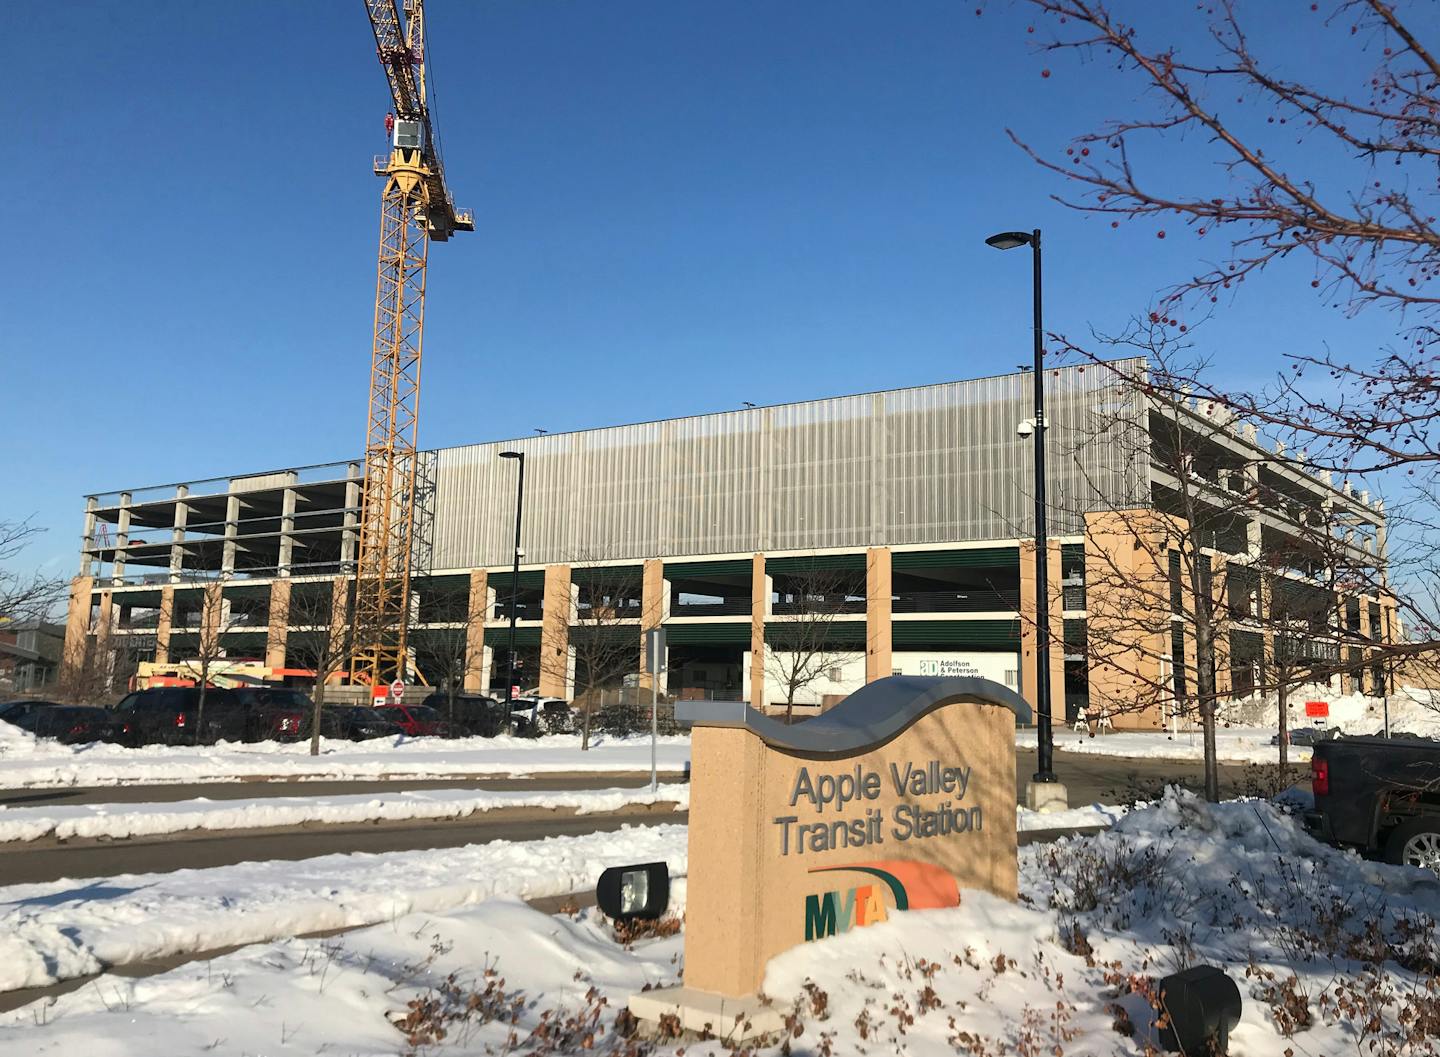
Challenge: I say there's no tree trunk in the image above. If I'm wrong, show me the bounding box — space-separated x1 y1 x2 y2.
194 674 208 748
309 676 327 756
581 698 593 751
1277 679 1289 770
1192 593 1222 803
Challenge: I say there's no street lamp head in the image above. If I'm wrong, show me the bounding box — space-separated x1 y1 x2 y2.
985 231 1034 251
499 450 523 460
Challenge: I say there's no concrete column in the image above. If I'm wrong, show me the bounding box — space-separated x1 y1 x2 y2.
328 581 350 685
341 463 362 572
639 559 668 691
80 497 98 577
59 576 95 691
155 586 174 664
750 554 768 710
266 579 291 668
1019 539 1067 724
112 493 132 586
278 476 299 576
200 582 224 661
464 569 489 692
95 591 115 693
169 485 189 584
221 494 241 575
865 547 892 683
539 565 573 698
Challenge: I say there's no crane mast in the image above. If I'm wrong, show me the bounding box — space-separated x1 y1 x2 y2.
353 0 472 688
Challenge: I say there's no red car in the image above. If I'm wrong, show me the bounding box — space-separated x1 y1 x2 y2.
376 703 447 737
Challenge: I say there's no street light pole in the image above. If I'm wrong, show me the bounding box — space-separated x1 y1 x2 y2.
499 451 526 723
986 227 1062 799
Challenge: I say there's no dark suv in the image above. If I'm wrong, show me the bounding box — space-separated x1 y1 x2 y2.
112 688 248 746
316 705 404 741
14 706 117 744
229 687 312 742
421 692 506 737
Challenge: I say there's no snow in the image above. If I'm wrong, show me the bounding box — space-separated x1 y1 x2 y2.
1016 801 1126 831
0 823 689 994
0 729 692 789
1019 723 1310 763
0 784 687 843
10 787 1440 1056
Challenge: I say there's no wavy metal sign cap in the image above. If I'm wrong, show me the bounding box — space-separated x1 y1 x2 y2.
675 674 1032 757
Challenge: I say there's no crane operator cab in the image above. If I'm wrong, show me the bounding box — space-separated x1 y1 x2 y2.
393 119 424 152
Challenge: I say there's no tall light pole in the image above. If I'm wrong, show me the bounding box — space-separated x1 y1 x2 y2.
499 450 526 718
986 228 1062 799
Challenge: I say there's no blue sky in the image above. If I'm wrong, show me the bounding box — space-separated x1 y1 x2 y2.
4 1 1397 578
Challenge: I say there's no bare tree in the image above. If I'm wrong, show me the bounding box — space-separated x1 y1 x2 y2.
283 579 360 756
411 577 489 732
547 562 645 751
1054 335 1379 798
1010 0 1440 676
765 563 860 724
1 518 64 621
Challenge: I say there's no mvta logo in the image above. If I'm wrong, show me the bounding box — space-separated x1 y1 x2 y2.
802 860 958 942
804 882 889 940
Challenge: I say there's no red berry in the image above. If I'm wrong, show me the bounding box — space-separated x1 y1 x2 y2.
1041 69 1051 78
1157 230 1167 238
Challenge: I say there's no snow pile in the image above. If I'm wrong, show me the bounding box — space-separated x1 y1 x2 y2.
1016 801 1126 831
0 823 688 994
0 730 692 789
13 789 1440 1055
0 784 687 843
1220 682 1440 736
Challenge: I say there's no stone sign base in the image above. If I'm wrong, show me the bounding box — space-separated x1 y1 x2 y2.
628 986 786 1042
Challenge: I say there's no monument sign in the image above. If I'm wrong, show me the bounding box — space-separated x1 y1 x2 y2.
630 675 1028 1035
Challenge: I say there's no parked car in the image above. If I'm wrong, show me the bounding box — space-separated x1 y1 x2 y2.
1305 735 1440 869
510 696 572 736
0 700 64 726
1270 725 1338 747
317 705 403 741
14 705 117 745
420 692 507 737
228 687 312 742
375 703 447 737
111 687 248 746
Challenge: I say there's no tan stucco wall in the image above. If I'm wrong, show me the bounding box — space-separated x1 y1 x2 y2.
1018 539 1065 721
540 565 572 698
866 547 892 683
683 700 1018 997
463 569 489 692
154 586 174 665
1082 509 1177 730
59 575 94 690
265 580 290 669
750 554 766 708
640 558 665 691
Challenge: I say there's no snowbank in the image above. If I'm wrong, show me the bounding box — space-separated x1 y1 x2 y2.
1219 682 1440 736
0 729 692 789
1018 724 1305 763
0 823 689 994
11 789 1440 1055
0 784 687 843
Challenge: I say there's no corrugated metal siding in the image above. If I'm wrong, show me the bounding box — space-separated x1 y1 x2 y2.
432 361 1149 569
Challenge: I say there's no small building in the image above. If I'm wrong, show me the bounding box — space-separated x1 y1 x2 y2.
0 620 64 694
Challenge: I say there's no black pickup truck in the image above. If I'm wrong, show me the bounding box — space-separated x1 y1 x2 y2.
1306 736 1440 870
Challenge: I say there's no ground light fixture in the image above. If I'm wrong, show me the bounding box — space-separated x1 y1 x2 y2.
596 862 670 921
1156 966 1242 1054
985 226 1059 794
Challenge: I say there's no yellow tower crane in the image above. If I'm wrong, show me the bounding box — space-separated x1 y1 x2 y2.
353 0 472 687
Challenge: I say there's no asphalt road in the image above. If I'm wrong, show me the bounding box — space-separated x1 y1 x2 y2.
0 772 689 809
0 751 1306 888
